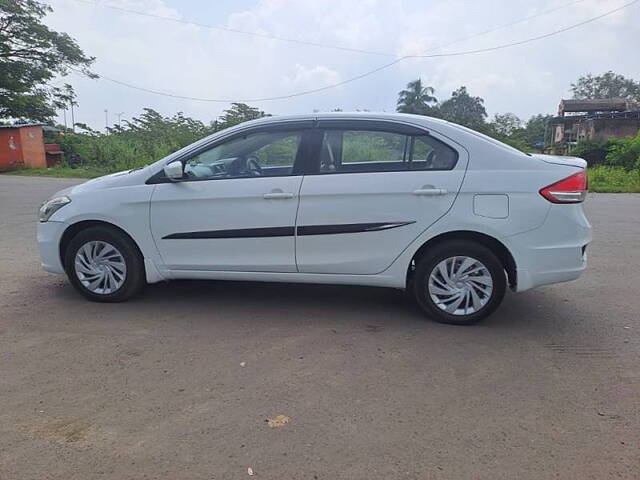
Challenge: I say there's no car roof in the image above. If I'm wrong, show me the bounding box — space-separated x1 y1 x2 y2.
243 111 437 127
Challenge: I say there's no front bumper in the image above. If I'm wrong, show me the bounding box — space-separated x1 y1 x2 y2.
37 221 66 274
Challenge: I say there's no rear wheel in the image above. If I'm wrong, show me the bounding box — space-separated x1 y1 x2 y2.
413 241 506 325
64 226 145 302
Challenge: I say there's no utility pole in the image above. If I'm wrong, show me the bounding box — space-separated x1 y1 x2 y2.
104 109 109 131
70 102 75 133
63 109 67 130
116 112 124 128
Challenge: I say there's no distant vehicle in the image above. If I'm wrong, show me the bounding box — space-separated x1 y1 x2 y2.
37 113 591 324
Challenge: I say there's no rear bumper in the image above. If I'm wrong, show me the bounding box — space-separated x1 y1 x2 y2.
37 221 66 274
507 203 591 292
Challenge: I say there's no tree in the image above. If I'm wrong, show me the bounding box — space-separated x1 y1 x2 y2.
438 86 487 129
215 103 269 130
490 113 522 137
396 79 438 115
520 114 553 147
0 0 95 122
571 71 640 102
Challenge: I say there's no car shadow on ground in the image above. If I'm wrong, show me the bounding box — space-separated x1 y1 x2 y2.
45 270 580 335
117 278 571 332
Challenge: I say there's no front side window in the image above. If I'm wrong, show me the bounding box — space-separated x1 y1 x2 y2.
318 129 458 173
183 130 303 180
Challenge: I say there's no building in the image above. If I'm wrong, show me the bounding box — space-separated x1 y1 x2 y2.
549 98 640 153
0 124 48 171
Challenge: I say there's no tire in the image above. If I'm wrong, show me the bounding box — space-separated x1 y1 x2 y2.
413 240 506 325
63 226 145 302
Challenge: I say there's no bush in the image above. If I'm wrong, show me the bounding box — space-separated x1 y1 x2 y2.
606 131 640 170
570 139 611 167
588 166 640 192
56 104 268 174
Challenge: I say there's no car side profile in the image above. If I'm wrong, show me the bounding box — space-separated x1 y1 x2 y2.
37 113 591 324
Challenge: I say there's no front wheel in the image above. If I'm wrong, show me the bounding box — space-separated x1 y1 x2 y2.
413 241 506 325
64 226 145 302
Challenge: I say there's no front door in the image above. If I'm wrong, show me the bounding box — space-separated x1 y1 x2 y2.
150 127 310 273
295 121 468 274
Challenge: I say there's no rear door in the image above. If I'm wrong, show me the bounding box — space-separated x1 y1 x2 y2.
295 120 468 274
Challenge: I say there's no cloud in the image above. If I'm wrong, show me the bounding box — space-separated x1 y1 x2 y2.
43 0 640 128
283 64 341 88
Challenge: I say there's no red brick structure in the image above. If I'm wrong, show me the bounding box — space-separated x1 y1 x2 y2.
0 124 47 171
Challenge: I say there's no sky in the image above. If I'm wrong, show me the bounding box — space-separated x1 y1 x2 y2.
43 0 640 130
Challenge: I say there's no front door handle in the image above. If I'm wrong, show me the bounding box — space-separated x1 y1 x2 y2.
263 192 294 200
413 187 448 196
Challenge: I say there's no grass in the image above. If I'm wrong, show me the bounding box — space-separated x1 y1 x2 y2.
4 164 640 193
3 166 107 179
588 166 640 193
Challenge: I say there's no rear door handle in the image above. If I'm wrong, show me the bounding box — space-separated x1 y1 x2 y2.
263 192 294 200
413 187 448 196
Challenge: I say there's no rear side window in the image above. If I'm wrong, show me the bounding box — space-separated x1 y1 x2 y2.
320 130 408 173
318 129 457 173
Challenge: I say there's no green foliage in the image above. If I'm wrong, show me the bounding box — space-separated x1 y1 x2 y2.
588 166 640 193
438 86 487 129
396 79 438 115
570 139 611 167
342 131 405 163
253 135 299 166
571 71 640 102
0 0 95 121
519 114 553 147
571 132 640 170
606 131 640 170
56 104 269 173
490 113 522 137
215 103 269 130
58 108 212 172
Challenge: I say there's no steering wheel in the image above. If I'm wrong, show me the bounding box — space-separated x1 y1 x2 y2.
246 156 263 176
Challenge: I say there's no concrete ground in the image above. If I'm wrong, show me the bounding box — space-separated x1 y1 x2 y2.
0 175 638 480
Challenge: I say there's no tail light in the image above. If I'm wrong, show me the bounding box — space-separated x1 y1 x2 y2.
539 170 588 204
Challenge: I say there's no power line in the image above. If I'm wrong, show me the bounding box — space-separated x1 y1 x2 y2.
70 0 392 57
70 0 586 58
73 0 639 103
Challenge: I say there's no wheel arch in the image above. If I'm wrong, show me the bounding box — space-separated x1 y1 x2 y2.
406 230 517 290
59 220 144 268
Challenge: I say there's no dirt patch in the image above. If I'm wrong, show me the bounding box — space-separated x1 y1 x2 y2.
18 418 96 444
266 415 290 428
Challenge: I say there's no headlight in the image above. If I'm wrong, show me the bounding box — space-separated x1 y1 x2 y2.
39 196 71 222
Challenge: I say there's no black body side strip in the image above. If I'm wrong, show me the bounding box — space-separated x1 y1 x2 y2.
162 221 415 240
296 221 415 236
163 226 295 240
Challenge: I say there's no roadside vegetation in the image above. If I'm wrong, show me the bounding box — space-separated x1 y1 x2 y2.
588 166 640 193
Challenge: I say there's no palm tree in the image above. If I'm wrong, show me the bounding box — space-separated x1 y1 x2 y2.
396 79 437 115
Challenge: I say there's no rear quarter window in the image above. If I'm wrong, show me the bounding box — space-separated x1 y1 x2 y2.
411 135 458 170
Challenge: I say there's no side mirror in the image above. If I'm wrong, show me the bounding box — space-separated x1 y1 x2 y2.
164 160 184 181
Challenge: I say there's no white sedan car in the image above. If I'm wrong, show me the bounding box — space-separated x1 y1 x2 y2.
38 113 591 324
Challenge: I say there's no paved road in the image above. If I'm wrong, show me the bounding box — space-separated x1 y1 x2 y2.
0 175 638 480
